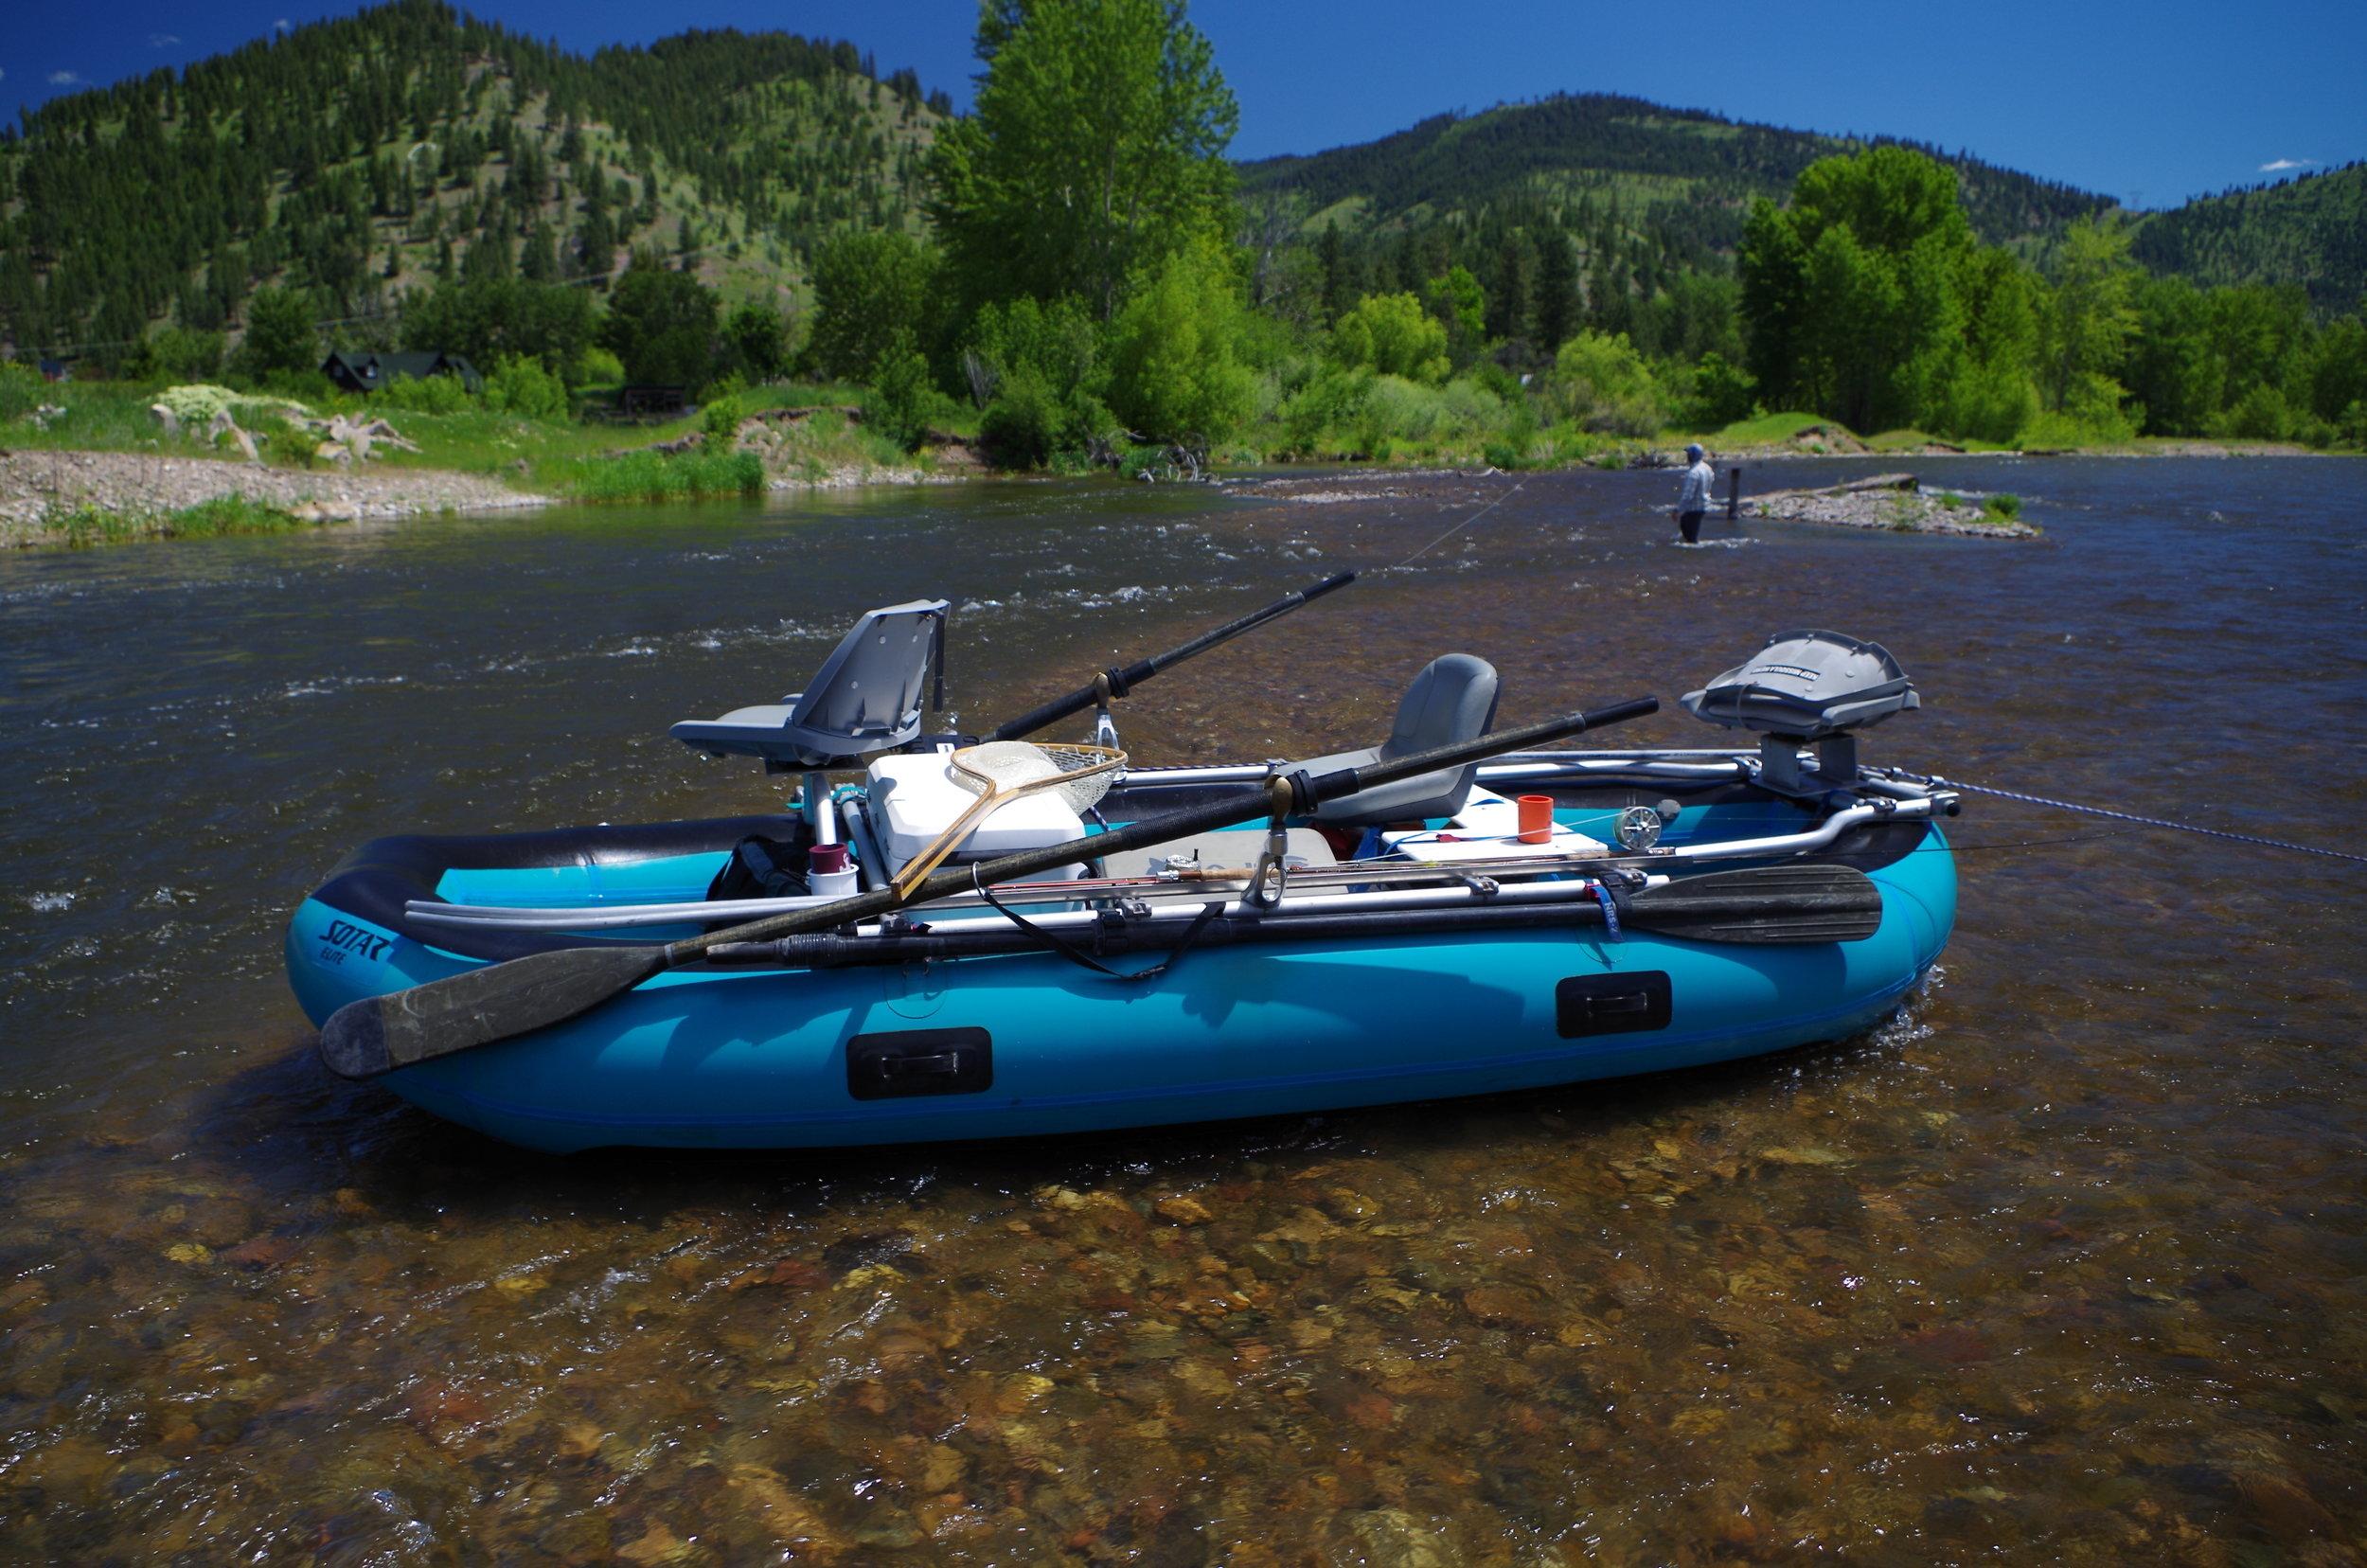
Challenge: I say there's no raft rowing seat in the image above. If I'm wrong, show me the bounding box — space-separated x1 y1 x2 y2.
1294 653 1502 827
670 598 950 847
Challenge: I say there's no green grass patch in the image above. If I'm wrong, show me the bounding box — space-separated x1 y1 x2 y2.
1864 427 1934 453
1983 492 2023 520
37 494 309 547
1706 410 1844 445
547 449 767 501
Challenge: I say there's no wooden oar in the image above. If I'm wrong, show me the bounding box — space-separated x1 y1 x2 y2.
318 696 1658 1078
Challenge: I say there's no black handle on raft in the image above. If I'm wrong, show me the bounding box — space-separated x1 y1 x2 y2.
989 571 1359 742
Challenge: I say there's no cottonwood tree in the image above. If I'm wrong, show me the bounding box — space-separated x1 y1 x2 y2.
926 0 1238 319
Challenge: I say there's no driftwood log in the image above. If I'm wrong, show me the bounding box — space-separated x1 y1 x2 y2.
1750 472 1917 504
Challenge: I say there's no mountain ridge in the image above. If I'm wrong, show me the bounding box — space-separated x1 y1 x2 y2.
2 8 2357 367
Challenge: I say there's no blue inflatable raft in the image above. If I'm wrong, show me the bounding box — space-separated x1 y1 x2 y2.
287 604 1960 1153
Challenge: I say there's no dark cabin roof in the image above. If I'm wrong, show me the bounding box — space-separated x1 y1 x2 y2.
321 349 483 394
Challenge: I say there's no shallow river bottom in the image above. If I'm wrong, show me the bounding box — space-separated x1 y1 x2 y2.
1 459 2362 1561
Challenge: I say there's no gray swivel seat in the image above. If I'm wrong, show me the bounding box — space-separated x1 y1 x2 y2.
671 598 949 775
1297 653 1501 827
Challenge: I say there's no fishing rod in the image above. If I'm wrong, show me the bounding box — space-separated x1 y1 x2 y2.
990 569 1358 741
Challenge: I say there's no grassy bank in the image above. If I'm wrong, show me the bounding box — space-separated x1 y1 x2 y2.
0 376 934 510
33 494 316 547
543 449 767 500
6 371 2346 554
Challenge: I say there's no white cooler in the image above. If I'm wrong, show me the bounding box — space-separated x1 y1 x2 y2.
866 752 1089 882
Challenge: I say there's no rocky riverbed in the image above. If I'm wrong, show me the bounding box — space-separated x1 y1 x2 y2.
0 448 546 546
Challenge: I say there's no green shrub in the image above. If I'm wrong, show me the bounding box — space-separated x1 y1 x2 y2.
702 393 744 447
1549 331 1665 436
485 355 571 420
257 369 342 407
1983 492 2022 520
1330 293 1450 384
377 371 476 414
0 361 44 420
559 449 766 501
146 328 225 383
259 425 322 469
1687 350 1757 428
980 371 1059 469
2218 383 2294 441
574 346 626 390
1278 366 1372 454
166 496 305 536
864 331 937 452
2019 372 2137 447
1116 443 1170 481
1105 239 1257 443
1364 376 1443 444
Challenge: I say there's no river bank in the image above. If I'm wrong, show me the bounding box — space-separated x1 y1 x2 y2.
0 448 547 547
2 430 2338 549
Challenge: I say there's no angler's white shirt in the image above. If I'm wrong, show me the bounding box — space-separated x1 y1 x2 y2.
1676 459 1715 512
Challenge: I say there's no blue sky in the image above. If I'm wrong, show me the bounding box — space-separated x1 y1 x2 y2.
7 1 2363 207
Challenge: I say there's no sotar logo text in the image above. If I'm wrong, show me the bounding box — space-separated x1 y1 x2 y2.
321 919 393 963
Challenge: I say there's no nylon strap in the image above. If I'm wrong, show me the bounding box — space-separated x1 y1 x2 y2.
970 869 1225 984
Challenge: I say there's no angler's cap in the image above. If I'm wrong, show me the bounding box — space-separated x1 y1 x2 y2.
1684 443 1704 461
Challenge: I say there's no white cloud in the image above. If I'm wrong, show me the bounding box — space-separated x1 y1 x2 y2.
2258 157 2318 172
47 70 84 86
275 17 292 31
150 32 181 47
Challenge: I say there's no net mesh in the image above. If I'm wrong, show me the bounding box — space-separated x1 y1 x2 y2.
949 741 1125 813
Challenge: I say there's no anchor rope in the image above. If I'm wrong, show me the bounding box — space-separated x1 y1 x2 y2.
1943 780 2367 865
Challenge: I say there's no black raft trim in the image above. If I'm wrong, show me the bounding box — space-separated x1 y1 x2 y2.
1556 971 1673 1039
846 1026 994 1101
308 814 804 964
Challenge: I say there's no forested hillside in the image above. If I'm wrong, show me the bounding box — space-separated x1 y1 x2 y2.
0 1 2357 474
2128 163 2367 313
0 0 949 365
1239 94 2107 253
1240 94 2362 333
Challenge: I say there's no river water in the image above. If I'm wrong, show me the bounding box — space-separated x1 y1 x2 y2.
1 458 2361 1560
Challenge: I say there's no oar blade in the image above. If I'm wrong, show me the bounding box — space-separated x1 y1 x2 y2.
319 943 669 1079
1627 864 1885 945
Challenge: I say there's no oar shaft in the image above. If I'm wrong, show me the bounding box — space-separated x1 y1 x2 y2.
321 693 1663 1078
667 696 1659 961
990 571 1357 741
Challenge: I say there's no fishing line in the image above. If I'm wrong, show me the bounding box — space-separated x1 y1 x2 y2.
1943 780 2367 865
1386 477 1526 571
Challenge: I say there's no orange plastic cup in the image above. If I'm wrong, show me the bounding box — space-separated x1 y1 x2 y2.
1517 794 1555 844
